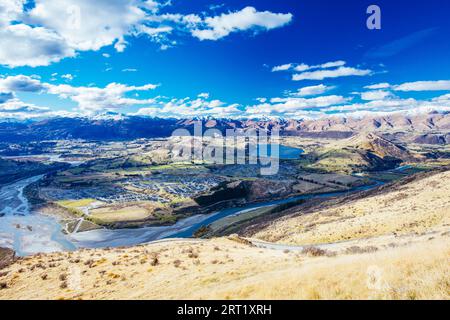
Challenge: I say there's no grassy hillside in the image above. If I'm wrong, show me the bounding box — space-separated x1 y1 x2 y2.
0 236 447 300
251 170 450 245
0 169 448 300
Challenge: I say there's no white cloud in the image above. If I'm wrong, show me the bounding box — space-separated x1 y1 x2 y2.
394 80 450 91
0 24 75 67
0 75 159 113
293 63 310 72
0 97 49 113
318 60 346 69
198 93 210 99
0 0 25 26
139 25 173 36
137 95 241 118
28 0 146 52
364 82 391 90
256 97 267 103
271 60 372 82
61 74 75 81
432 93 450 102
0 87 50 116
292 84 335 97
47 82 159 112
360 90 393 101
0 75 46 92
274 60 347 74
191 7 292 41
293 66 372 81
122 68 138 72
272 63 293 72
0 2 293 67
246 95 350 116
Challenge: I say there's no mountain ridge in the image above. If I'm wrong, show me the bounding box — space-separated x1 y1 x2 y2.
0 112 448 142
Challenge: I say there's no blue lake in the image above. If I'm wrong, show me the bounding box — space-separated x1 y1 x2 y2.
250 144 304 160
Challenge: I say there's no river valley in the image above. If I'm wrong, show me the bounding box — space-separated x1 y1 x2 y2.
0 172 388 255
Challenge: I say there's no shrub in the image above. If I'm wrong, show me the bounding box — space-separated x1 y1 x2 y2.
150 253 159 266
345 246 378 255
173 260 182 268
301 246 328 257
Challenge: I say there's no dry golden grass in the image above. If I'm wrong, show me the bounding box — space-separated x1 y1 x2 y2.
0 237 448 300
253 171 450 245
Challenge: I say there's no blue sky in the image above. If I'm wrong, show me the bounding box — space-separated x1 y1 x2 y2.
0 0 450 119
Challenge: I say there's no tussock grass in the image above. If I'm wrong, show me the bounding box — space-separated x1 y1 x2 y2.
253 171 450 245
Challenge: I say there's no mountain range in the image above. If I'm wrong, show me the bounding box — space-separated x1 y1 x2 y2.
0 111 449 143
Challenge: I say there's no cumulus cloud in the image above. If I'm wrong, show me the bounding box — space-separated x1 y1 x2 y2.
394 80 450 91
271 60 372 82
0 74 159 113
0 1 293 67
198 93 210 99
0 88 50 116
47 82 159 112
293 64 310 72
0 75 46 92
293 66 372 81
291 84 335 97
190 7 293 41
364 83 391 90
27 0 147 52
0 98 50 113
0 0 25 26
246 95 350 117
137 95 241 118
61 74 75 81
0 24 75 67
272 63 293 72
360 90 394 101
5 70 450 120
318 60 346 69
432 93 450 102
273 60 347 74
326 97 450 115
242 77 450 119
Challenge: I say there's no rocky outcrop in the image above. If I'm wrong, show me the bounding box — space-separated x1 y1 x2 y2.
0 248 16 270
413 133 450 145
194 181 249 206
194 179 294 207
347 133 418 162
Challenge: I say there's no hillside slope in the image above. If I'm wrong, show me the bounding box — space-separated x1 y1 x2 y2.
251 170 450 245
0 170 449 300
